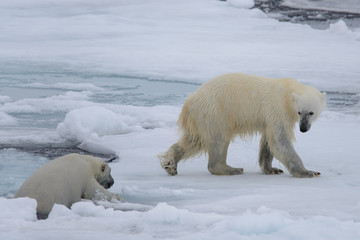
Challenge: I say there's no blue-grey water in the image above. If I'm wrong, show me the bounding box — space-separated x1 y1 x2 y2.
0 63 200 196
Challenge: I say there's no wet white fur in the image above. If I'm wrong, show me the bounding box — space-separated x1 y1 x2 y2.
15 153 121 219
159 73 326 177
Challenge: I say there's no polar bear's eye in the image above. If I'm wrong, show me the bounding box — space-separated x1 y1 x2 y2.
101 165 106 172
309 112 314 115
298 112 301 115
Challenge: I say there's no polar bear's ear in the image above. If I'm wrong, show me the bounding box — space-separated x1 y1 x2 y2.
292 93 299 103
101 164 106 172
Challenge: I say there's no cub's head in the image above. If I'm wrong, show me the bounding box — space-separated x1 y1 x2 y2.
293 91 326 133
93 160 115 189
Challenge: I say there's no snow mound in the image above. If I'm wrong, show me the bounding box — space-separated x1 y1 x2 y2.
328 20 360 41
0 197 37 221
71 201 116 217
56 105 179 144
56 106 139 143
1 198 360 239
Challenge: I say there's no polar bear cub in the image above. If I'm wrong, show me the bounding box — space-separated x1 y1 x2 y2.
15 153 121 219
159 73 326 178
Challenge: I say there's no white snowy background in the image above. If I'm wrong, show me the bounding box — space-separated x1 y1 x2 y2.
0 0 360 239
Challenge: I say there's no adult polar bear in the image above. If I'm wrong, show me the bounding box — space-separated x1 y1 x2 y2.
15 153 121 219
159 73 326 178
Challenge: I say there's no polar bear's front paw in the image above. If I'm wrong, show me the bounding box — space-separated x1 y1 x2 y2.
293 170 321 178
161 159 178 176
306 170 321 177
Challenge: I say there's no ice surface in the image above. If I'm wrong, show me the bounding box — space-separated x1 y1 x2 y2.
0 0 360 239
20 82 105 92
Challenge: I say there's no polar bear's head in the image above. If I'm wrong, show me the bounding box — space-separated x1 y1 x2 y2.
97 163 115 189
292 91 326 133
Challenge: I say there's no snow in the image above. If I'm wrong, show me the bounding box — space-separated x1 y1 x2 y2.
328 19 360 41
56 105 179 144
0 0 360 239
57 106 138 143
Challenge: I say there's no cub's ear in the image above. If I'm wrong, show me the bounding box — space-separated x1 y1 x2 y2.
101 164 106 172
292 93 299 103
321 92 326 101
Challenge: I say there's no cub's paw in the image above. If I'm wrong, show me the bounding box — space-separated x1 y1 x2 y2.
112 194 122 201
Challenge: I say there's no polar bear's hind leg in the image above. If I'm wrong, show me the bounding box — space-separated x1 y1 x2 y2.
159 143 185 176
207 139 244 175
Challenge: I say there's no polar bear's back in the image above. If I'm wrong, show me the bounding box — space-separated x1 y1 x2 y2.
178 73 299 143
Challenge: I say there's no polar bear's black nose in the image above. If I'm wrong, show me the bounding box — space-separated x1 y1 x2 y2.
103 176 114 189
300 124 308 133
106 178 114 189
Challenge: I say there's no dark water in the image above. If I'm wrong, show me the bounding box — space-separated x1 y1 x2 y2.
254 0 360 29
326 91 360 114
